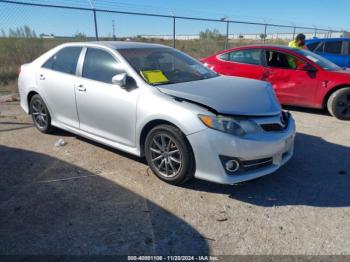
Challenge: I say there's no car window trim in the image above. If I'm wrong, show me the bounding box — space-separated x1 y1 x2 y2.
346 41 350 55
79 46 124 85
216 48 263 66
341 41 348 55
41 46 84 77
76 47 87 77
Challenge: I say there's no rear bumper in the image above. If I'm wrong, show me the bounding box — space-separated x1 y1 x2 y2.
18 77 29 114
187 116 296 185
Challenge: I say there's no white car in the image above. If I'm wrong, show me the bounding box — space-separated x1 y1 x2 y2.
18 41 296 185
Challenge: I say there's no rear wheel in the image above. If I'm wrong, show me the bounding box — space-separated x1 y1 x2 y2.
144 125 195 185
30 94 53 133
327 87 350 120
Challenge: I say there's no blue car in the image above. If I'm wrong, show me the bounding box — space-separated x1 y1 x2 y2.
305 38 350 68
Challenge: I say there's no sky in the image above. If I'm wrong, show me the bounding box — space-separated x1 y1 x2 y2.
0 0 349 37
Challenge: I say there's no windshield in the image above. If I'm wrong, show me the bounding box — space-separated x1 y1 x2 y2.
117 47 218 85
296 49 342 71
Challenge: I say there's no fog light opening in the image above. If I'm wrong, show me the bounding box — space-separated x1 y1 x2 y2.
225 159 240 173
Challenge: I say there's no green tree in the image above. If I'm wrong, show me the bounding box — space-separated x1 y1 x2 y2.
5 25 37 38
260 33 267 40
199 29 224 40
74 32 87 40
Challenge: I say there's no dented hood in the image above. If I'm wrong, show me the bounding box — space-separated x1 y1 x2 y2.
158 75 281 116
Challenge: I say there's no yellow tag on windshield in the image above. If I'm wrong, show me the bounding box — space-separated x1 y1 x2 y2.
141 70 169 84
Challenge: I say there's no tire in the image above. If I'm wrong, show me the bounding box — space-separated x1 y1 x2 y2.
327 87 350 120
29 94 53 133
144 124 195 185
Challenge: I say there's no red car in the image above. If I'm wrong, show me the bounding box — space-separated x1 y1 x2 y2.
202 45 350 120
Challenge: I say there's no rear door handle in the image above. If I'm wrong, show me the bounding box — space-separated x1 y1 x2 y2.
39 74 45 80
77 84 86 92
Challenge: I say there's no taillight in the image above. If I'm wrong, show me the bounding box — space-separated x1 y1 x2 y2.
16 67 21 76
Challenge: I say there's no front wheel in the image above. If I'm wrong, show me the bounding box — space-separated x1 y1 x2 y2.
144 125 195 185
30 94 53 133
327 87 350 120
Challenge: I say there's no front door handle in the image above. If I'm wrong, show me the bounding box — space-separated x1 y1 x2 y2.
77 84 86 92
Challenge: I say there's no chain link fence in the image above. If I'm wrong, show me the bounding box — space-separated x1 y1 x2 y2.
0 0 347 93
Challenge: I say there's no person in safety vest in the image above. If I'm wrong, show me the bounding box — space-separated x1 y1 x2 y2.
288 33 307 49
287 33 307 68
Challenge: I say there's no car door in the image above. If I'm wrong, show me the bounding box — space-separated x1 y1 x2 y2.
75 47 139 146
215 49 265 80
37 46 82 128
262 49 320 106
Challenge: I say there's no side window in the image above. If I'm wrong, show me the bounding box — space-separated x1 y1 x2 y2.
266 51 305 70
225 49 261 65
82 48 122 84
324 41 342 54
307 41 320 51
218 53 229 61
314 42 324 53
42 47 82 75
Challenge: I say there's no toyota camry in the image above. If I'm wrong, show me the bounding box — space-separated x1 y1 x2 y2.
18 42 295 185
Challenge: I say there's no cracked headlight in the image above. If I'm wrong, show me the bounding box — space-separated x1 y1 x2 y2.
198 114 262 137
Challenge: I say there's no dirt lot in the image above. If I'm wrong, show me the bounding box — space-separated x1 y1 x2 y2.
0 101 349 255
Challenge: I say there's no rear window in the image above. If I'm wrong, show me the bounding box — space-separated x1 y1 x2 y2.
219 49 261 65
324 41 342 54
42 47 82 75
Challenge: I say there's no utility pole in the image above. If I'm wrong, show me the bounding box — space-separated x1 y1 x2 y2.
87 0 98 40
112 19 116 40
225 21 229 50
263 24 267 43
220 16 229 50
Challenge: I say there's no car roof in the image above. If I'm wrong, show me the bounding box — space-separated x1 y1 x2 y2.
306 37 350 43
64 41 171 50
218 44 299 54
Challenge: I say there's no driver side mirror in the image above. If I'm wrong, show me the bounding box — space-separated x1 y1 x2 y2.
112 73 128 87
112 73 137 89
297 63 317 73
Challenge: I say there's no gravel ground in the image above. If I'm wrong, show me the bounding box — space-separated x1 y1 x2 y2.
0 101 349 255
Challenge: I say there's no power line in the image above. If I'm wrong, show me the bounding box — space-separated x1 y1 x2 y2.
0 0 345 32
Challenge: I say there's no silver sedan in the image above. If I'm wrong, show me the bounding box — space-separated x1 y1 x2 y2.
18 41 295 185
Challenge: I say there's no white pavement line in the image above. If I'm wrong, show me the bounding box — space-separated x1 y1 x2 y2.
37 174 98 183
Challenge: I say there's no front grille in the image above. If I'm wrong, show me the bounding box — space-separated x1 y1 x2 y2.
241 157 273 171
260 111 290 132
261 123 285 132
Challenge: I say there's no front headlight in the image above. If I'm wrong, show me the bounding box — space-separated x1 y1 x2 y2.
198 114 262 137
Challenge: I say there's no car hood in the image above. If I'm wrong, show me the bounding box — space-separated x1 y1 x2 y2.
158 76 281 116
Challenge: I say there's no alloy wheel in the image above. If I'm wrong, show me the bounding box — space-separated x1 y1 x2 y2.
149 134 182 178
31 99 48 128
336 94 350 118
